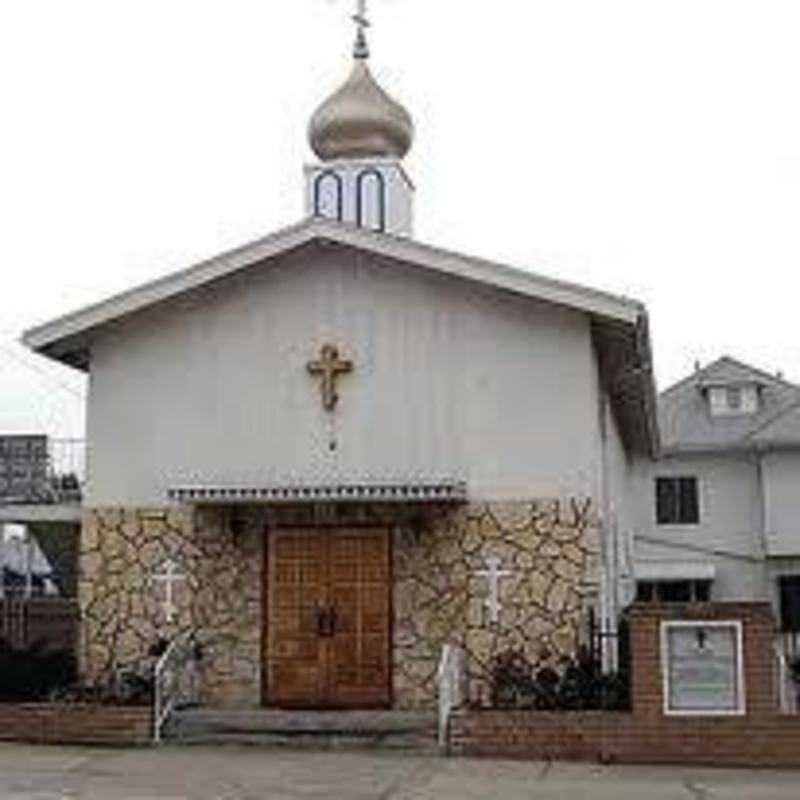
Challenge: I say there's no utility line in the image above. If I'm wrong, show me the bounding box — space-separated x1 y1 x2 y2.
0 344 85 401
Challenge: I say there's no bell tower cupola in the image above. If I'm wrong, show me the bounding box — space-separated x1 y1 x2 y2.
305 1 415 236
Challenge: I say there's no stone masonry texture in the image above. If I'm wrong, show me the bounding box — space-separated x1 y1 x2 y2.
80 499 598 710
392 499 598 708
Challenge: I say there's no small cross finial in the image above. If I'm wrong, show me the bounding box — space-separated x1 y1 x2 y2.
152 559 186 624
353 0 370 59
475 557 514 625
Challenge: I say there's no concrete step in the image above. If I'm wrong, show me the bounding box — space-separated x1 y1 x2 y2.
164 709 440 752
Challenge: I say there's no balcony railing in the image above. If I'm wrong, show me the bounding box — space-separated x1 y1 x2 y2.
0 436 85 506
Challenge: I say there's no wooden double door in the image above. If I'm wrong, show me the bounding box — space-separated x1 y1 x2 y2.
265 527 391 708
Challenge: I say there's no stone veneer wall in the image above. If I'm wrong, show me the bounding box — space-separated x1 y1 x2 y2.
80 507 262 708
80 499 598 711
392 500 598 709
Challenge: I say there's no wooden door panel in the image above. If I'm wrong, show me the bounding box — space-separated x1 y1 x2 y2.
267 529 327 707
328 528 391 707
266 526 391 708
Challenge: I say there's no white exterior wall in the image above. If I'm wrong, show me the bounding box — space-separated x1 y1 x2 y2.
632 453 768 602
763 451 800 557
85 246 603 507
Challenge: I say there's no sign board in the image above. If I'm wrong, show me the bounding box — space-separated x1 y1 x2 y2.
0 436 49 503
661 620 745 715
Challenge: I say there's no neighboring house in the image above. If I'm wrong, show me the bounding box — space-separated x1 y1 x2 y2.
630 356 800 647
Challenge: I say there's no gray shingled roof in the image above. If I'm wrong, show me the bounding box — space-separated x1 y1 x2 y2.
658 356 800 452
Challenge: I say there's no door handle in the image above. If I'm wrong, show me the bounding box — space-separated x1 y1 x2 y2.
315 605 328 637
314 605 337 637
315 604 337 637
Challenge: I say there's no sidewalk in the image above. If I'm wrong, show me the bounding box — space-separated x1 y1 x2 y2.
0 744 798 799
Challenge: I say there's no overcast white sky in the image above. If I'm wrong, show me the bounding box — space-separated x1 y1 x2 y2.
1 0 799 440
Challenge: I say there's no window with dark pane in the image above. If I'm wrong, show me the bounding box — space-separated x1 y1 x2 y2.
635 579 713 604
779 576 800 632
636 581 654 603
657 581 692 602
655 477 699 525
695 580 712 602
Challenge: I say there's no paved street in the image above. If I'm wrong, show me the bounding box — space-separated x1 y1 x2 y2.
0 745 798 799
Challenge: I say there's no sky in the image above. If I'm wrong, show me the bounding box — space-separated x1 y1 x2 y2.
1 0 799 440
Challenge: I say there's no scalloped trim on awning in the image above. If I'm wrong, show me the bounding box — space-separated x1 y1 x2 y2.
167 481 467 506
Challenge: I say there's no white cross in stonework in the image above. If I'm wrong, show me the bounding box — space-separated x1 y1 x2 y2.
152 559 186 623
475 557 513 624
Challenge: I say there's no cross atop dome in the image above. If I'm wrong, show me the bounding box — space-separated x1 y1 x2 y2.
353 0 370 60
304 0 416 236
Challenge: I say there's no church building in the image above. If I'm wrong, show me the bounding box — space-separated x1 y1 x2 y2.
22 10 658 710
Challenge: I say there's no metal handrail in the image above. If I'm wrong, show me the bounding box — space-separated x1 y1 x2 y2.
436 644 467 747
153 634 199 744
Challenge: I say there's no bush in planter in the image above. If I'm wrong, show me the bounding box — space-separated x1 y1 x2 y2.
490 649 538 708
557 647 631 711
556 647 598 710
0 638 77 702
488 644 632 711
488 649 564 710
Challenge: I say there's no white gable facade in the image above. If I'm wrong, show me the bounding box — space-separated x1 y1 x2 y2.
82 239 615 507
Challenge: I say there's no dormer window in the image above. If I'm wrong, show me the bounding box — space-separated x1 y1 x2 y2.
726 386 742 411
704 383 760 417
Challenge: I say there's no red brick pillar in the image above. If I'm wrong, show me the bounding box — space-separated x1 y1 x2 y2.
628 603 778 722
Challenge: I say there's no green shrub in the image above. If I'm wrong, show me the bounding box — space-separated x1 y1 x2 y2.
0 638 77 701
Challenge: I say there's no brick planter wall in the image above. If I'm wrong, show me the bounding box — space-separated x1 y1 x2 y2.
449 711 800 766
0 705 152 747
450 603 800 767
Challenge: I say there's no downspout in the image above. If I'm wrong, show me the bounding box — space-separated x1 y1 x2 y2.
754 445 772 605
755 446 769 559
598 388 616 672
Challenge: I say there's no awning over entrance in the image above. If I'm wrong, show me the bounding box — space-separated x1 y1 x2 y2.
167 480 468 506
634 560 716 582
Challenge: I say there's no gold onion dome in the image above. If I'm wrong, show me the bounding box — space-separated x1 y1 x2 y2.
308 55 414 162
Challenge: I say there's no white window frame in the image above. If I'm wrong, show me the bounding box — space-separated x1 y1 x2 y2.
660 620 746 717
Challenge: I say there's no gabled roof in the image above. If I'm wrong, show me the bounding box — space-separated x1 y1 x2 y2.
23 217 645 362
22 216 659 455
659 356 800 453
747 399 800 447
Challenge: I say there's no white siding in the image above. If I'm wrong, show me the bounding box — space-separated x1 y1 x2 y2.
633 454 768 602
86 245 603 507
763 452 800 557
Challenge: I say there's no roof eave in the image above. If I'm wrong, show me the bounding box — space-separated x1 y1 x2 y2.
22 218 645 366
635 312 662 458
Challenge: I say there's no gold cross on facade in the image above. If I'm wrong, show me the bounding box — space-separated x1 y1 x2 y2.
307 344 354 411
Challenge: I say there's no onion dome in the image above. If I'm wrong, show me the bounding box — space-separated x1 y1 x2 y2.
308 22 414 162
